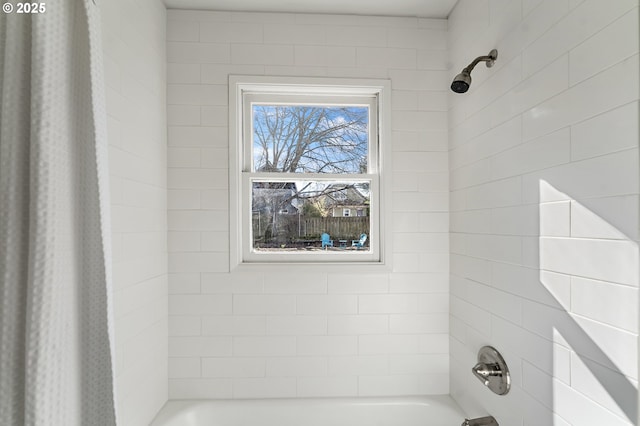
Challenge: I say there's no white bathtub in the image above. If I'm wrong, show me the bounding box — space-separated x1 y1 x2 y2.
150 396 466 426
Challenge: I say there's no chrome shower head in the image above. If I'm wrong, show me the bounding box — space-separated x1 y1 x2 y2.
450 70 471 93
450 49 498 94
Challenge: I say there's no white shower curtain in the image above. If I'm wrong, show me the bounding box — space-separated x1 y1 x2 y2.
0 1 118 425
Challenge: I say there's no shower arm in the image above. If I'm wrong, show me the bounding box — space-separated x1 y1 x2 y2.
462 56 492 72
461 50 498 73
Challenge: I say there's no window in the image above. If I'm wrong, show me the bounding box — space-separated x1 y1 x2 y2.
229 76 390 266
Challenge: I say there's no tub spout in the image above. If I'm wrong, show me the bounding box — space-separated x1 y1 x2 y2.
461 416 499 426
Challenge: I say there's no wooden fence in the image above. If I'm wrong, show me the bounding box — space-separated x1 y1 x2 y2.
253 215 369 244
299 216 369 239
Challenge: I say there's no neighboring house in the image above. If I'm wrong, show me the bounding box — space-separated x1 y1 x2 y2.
331 205 367 217
252 182 301 243
252 182 300 217
324 184 369 218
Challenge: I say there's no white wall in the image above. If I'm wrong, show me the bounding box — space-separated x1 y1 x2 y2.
101 0 168 424
166 10 450 399
448 0 639 425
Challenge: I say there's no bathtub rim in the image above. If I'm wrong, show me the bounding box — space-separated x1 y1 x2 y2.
150 394 466 426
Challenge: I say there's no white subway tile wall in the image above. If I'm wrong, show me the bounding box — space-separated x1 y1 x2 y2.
102 0 168 425
449 1 639 425
166 10 450 399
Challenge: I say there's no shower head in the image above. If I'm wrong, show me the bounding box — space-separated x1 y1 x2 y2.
450 49 498 94
451 71 471 93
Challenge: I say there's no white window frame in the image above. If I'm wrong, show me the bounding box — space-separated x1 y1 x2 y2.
229 75 391 269
343 209 351 217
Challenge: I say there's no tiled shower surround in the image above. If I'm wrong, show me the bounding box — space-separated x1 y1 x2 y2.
448 1 639 425
102 0 168 424
100 0 640 425
166 11 451 399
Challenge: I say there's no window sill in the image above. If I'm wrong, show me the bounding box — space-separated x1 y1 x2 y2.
230 259 392 274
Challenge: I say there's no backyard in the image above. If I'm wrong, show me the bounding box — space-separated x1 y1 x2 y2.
252 216 369 251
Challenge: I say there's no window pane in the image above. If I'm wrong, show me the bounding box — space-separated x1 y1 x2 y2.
252 105 369 174
251 181 370 252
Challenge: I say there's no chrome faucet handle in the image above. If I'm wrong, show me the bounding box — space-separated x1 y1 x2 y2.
472 362 503 385
471 346 510 395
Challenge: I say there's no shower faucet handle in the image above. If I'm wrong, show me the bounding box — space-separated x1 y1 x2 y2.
472 361 503 385
471 346 511 395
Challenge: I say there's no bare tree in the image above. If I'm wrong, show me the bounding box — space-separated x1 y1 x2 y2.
252 105 368 174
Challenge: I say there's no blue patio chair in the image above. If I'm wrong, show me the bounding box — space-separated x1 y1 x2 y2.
352 233 367 249
321 233 334 249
